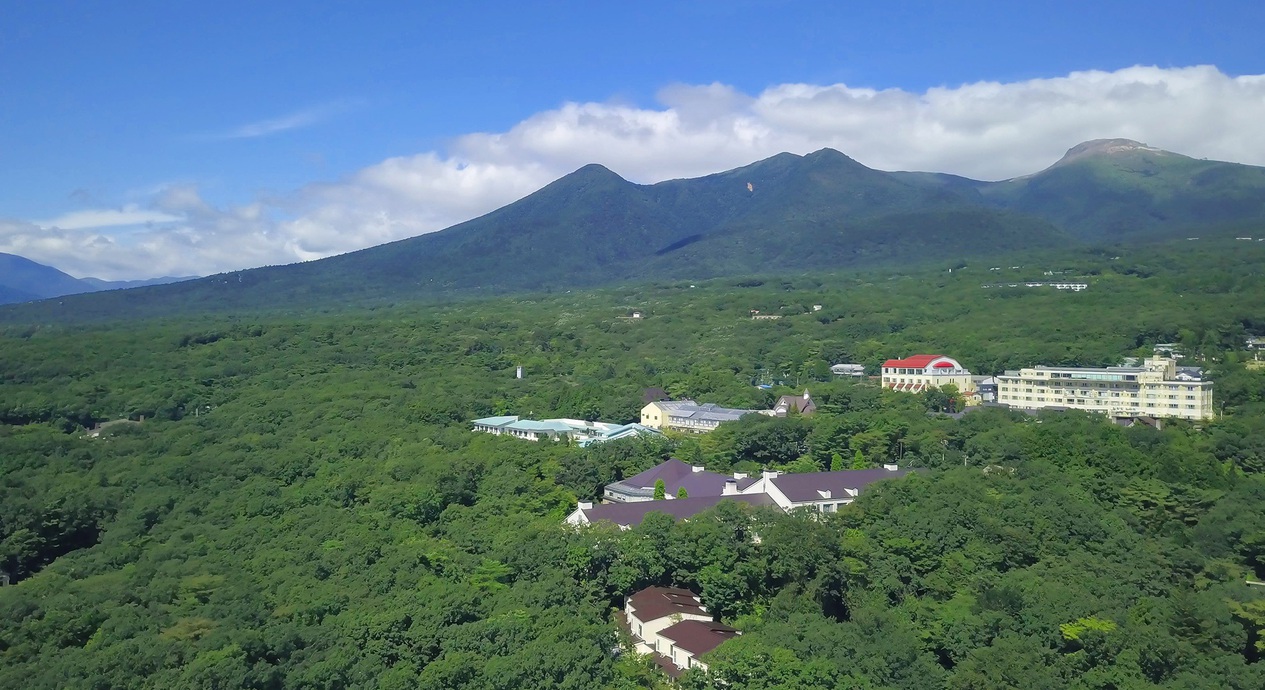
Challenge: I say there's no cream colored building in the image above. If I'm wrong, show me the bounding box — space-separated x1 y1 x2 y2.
996 357 1214 421
881 354 976 394
640 400 764 433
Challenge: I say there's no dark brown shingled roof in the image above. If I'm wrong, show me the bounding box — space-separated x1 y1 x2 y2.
582 493 778 528
642 387 671 404
628 586 708 622
659 619 740 656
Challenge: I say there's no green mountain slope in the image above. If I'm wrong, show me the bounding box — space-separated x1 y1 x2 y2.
6 141 1265 323
979 139 1265 239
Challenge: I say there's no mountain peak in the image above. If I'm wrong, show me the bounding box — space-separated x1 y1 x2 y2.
570 163 626 180
1053 138 1168 167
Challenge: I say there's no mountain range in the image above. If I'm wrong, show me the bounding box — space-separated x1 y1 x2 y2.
0 253 194 306
4 138 1264 320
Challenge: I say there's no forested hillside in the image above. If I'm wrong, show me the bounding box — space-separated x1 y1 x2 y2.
4 241 1265 688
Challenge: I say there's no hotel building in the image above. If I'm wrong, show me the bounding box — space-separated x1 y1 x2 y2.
996 357 1213 421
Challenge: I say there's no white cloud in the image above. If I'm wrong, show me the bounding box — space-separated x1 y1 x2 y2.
8 65 1265 281
36 205 182 231
222 102 353 139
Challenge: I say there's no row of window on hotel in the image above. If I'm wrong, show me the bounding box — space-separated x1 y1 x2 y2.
999 384 1201 392
1002 396 1198 409
1001 390 1200 400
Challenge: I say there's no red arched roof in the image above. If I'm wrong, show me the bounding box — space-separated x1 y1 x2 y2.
883 354 947 368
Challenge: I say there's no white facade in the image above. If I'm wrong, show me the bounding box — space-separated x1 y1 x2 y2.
830 363 866 378
623 589 713 658
996 357 1214 421
881 355 976 394
739 466 904 513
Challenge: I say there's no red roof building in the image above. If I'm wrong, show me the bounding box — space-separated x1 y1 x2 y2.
880 354 976 395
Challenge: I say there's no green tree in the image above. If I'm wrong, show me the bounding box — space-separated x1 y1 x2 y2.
830 452 844 471
677 486 688 499
851 449 867 470
654 478 666 500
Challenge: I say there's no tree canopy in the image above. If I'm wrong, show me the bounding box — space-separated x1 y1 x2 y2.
3 242 1265 687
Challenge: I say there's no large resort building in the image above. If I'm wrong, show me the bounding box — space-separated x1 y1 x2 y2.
996 356 1214 421
567 460 915 528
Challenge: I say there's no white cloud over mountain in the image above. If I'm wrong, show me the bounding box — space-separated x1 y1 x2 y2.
4 65 1264 280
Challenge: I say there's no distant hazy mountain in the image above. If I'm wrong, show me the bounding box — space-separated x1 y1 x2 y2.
80 276 198 291
4 140 1265 321
0 252 195 305
0 253 96 304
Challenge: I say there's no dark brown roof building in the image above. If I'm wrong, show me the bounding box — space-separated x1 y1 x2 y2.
627 586 709 622
623 586 739 677
773 390 817 417
642 387 671 404
660 619 740 659
603 458 760 503
567 493 778 529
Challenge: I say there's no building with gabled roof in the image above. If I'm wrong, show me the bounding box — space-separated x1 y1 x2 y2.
640 399 769 433
740 465 915 513
567 460 915 527
659 620 740 673
603 458 759 503
773 390 816 417
881 354 975 395
623 586 740 677
566 493 778 529
642 387 671 404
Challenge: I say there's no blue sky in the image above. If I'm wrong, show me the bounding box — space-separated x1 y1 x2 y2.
3 1 1264 279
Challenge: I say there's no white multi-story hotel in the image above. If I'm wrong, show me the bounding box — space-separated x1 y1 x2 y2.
996 357 1214 421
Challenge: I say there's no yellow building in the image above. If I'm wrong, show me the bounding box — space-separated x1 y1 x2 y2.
640 400 762 433
996 357 1213 421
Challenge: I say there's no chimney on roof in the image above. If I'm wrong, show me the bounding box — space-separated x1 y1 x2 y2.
578 501 593 511
762 470 780 479
733 472 747 480
691 465 704 473
803 389 810 401
882 464 899 472
723 479 738 496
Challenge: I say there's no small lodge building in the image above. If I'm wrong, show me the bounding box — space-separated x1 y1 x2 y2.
623 586 740 677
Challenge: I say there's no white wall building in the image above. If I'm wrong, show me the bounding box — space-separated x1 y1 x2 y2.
739 465 910 513
623 586 739 677
881 355 976 394
996 357 1214 421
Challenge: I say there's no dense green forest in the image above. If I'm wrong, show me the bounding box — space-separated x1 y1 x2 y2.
4 241 1265 688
